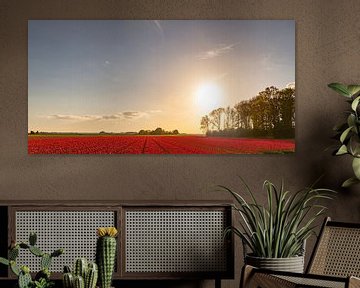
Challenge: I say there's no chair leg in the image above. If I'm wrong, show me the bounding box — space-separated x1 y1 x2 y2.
240 265 255 288
215 278 221 288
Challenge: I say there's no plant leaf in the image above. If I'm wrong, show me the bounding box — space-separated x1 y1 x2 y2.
342 177 360 188
347 85 360 97
328 83 351 97
0 257 9 266
336 144 348 155
348 114 356 128
352 96 360 111
352 157 360 179
349 135 360 156
340 126 352 143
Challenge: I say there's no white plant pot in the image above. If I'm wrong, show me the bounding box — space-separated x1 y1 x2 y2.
245 254 305 273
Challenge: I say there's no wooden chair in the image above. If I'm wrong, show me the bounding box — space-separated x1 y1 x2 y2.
241 217 360 288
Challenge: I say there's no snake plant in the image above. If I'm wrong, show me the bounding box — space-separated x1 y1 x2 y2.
221 179 335 258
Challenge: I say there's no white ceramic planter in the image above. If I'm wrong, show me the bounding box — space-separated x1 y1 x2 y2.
245 254 305 273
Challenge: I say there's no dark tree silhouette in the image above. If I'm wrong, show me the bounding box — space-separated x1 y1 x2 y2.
209 108 225 131
138 128 180 135
200 115 210 133
200 86 295 139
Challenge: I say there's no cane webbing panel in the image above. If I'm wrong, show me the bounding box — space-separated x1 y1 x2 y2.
125 210 227 273
15 211 115 272
309 226 360 277
248 272 297 288
277 275 345 288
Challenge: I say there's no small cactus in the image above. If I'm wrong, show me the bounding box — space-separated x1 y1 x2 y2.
18 268 32 288
19 243 30 249
96 227 118 288
0 232 63 288
41 253 52 270
51 248 64 257
29 245 44 257
29 232 37 246
64 265 72 273
63 259 98 288
10 260 20 276
9 246 19 260
63 272 74 288
85 263 98 288
74 275 85 288
74 258 88 279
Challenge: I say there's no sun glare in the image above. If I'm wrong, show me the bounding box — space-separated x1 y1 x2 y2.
195 83 223 113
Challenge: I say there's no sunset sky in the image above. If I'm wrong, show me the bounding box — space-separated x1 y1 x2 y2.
28 20 295 134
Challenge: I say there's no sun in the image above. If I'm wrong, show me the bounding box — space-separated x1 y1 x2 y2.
195 82 223 113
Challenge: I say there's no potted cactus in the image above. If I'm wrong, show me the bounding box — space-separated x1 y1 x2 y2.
0 232 63 288
96 227 118 288
62 258 98 288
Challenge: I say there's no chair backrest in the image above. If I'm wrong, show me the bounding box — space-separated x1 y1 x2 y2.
307 217 360 277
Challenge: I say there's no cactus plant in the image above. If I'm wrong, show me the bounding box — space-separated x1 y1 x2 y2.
19 267 32 288
35 268 50 282
63 272 74 288
0 232 63 288
63 260 98 288
29 245 44 257
96 227 118 288
29 232 37 246
74 258 88 279
41 253 52 270
74 275 85 288
85 262 98 288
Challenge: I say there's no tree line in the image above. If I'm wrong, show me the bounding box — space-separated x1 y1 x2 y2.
138 127 179 135
200 86 295 138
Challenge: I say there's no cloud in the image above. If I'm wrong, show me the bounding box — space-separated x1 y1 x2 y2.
122 111 146 119
286 82 295 89
47 110 162 121
102 114 122 120
197 43 237 60
152 20 165 39
48 114 102 121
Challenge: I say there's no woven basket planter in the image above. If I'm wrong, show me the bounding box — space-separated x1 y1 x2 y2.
245 254 305 273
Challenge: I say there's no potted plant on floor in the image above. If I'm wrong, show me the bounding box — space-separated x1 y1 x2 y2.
328 82 360 187
220 179 334 273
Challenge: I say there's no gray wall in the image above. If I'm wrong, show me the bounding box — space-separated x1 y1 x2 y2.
1 1 360 287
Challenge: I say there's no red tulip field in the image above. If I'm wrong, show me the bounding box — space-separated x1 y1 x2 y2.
28 135 295 154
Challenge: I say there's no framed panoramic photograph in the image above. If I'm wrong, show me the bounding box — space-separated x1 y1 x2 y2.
28 20 295 154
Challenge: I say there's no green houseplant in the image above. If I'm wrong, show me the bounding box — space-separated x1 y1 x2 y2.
221 179 334 272
62 258 98 288
96 227 118 288
328 83 360 187
0 232 63 288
